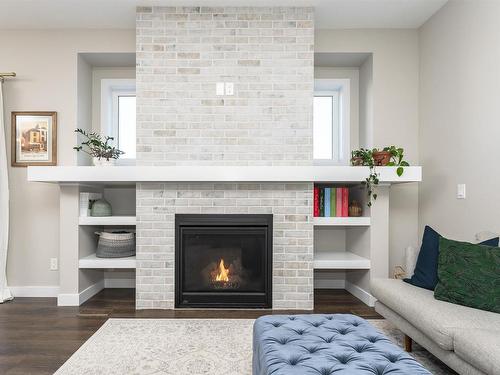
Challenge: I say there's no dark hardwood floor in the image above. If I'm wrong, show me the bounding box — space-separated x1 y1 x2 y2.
0 289 380 374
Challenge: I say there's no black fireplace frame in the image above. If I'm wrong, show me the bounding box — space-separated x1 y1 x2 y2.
175 214 273 309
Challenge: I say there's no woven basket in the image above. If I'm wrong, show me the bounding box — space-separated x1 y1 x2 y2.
95 231 136 258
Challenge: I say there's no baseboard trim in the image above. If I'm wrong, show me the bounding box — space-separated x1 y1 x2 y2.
104 278 135 288
10 286 59 298
57 280 105 306
345 281 376 307
79 280 105 304
314 279 346 289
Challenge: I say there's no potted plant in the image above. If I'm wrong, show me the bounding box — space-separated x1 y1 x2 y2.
73 129 124 166
372 148 392 166
383 145 410 177
350 146 410 206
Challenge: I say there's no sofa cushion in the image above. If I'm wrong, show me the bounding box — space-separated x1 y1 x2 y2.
404 226 498 291
371 278 500 351
454 328 500 375
404 226 441 290
435 237 500 313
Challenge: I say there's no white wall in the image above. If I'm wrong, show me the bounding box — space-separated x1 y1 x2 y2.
316 29 420 273
0 29 135 290
91 67 135 133
314 67 360 151
419 1 500 240
359 55 373 148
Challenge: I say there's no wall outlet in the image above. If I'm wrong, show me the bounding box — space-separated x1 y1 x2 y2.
457 184 466 199
50 258 58 271
216 82 225 96
225 82 234 96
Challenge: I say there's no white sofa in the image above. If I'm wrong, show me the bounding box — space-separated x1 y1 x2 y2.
371 240 500 375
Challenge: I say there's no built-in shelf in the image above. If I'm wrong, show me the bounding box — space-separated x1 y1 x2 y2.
314 251 371 270
78 216 136 226
313 217 371 226
79 253 136 269
27 166 422 184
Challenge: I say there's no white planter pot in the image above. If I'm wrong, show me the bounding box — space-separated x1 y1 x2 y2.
93 157 116 167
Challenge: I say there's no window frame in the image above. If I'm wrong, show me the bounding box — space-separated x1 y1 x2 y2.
100 78 136 164
313 79 351 166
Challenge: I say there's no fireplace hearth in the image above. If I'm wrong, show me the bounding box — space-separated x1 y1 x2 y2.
175 214 273 308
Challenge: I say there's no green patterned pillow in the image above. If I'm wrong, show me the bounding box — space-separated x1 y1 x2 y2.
434 237 500 313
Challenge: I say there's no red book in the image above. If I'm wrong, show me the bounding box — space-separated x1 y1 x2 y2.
313 186 319 217
342 187 349 217
336 187 342 217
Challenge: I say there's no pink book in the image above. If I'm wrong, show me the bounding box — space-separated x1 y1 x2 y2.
342 187 349 217
336 188 342 217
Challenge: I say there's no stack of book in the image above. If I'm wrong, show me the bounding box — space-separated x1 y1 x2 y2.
314 186 349 217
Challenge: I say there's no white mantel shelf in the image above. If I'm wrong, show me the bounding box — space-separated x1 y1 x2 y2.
27 166 421 184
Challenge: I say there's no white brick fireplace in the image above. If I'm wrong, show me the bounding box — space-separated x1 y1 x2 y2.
135 6 315 309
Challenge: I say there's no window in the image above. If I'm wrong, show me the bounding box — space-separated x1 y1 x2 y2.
101 79 136 162
112 93 136 159
313 79 350 165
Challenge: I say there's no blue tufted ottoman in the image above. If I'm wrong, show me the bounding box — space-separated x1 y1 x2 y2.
253 314 431 375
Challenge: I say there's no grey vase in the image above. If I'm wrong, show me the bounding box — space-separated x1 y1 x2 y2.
90 198 112 217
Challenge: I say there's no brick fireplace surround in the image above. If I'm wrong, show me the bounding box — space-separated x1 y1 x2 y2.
135 6 314 309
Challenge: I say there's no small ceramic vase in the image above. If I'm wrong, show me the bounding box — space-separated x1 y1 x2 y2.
90 198 112 217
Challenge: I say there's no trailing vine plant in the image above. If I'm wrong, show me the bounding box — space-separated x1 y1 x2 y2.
351 148 379 207
383 146 410 177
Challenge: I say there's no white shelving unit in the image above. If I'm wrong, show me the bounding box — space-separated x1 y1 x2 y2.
79 253 136 269
314 251 371 270
79 216 136 226
28 165 422 184
313 217 371 226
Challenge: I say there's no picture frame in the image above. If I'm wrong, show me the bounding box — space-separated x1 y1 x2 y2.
11 111 57 167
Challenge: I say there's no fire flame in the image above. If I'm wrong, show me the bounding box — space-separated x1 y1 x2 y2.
215 259 230 282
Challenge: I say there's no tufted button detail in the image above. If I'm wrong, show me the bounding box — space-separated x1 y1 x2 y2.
384 353 400 363
289 327 308 336
312 366 337 375
270 321 282 328
318 335 336 344
286 355 308 366
301 345 324 354
310 321 324 328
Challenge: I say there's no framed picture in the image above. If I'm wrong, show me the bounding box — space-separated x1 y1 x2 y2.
11 111 57 167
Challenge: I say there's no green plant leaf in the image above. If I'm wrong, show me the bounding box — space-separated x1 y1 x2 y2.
397 166 404 176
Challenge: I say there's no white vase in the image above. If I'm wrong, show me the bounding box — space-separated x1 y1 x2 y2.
93 157 116 167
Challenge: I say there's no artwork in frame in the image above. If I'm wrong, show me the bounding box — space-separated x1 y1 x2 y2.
11 111 57 167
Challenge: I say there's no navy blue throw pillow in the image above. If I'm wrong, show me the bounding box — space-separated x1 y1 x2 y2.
404 226 499 290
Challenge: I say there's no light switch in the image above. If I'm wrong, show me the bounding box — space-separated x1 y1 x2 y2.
216 82 225 96
225 82 234 96
457 184 466 199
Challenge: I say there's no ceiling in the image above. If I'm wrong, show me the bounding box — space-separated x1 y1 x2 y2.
0 0 447 29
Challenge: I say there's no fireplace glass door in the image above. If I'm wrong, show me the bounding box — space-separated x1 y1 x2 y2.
175 214 272 308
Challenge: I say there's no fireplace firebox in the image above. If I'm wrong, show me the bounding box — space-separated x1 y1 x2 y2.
175 214 272 308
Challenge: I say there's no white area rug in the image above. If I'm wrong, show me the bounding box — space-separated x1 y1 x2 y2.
56 318 454 375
